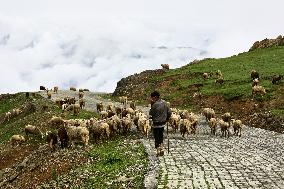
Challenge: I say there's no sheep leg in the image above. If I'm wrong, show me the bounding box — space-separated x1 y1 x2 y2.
49 139 53 150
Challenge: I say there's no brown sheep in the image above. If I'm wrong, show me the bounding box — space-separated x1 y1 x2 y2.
40 86 46 90
203 73 209 80
79 92 84 99
272 75 283 84
58 126 69 148
79 98 86 109
73 104 80 116
46 131 58 151
115 106 122 117
161 64 170 70
129 101 136 110
203 108 215 122
222 112 232 128
70 87 77 91
96 102 104 112
216 70 223 78
215 78 224 85
54 86 59 94
251 70 259 80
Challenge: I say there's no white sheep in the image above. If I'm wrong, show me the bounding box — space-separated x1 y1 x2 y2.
106 115 121 135
252 78 259 87
169 112 181 133
180 119 191 137
49 116 65 128
219 120 230 138
252 85 266 97
73 104 81 116
89 120 110 141
138 117 151 138
62 103 69 111
121 115 132 133
24 124 44 139
11 108 22 116
232 119 243 137
5 111 12 121
47 90 52 99
54 86 59 94
10 135 25 146
100 111 108 119
202 108 215 122
79 98 86 109
79 92 84 99
119 96 128 107
65 126 89 147
96 102 104 112
203 73 209 80
209 118 217 135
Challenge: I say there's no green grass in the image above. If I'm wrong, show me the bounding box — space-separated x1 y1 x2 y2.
83 135 148 188
0 93 27 114
271 109 284 119
44 135 149 189
66 109 99 119
147 46 284 102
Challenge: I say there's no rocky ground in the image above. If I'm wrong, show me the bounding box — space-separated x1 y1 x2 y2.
144 119 284 189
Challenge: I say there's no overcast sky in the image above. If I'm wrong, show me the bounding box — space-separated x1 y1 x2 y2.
0 0 283 93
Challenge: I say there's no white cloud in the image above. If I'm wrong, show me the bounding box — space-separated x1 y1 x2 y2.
0 0 283 93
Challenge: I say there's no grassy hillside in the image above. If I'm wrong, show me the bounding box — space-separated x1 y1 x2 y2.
113 46 284 131
150 46 284 102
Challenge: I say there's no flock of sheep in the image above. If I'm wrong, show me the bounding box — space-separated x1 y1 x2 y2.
7 88 153 151
6 67 283 150
7 85 244 152
203 69 283 97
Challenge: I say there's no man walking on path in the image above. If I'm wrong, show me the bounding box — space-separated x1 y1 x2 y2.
149 91 172 156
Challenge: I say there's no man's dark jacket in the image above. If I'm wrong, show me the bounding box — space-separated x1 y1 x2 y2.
149 99 172 127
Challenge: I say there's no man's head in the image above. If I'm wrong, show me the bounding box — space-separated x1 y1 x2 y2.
150 91 160 104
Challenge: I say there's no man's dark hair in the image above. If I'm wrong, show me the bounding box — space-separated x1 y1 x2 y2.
151 91 160 98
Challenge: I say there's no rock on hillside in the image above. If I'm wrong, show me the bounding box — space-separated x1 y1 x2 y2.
113 69 165 98
249 35 284 51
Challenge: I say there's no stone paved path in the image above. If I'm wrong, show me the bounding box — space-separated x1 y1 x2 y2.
148 118 284 189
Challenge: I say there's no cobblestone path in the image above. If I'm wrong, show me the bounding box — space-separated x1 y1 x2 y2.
149 119 284 189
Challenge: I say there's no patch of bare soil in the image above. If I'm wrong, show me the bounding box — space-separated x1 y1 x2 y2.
0 144 38 170
0 144 88 189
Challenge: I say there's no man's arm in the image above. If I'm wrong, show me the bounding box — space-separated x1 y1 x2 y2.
149 104 155 118
166 106 172 121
